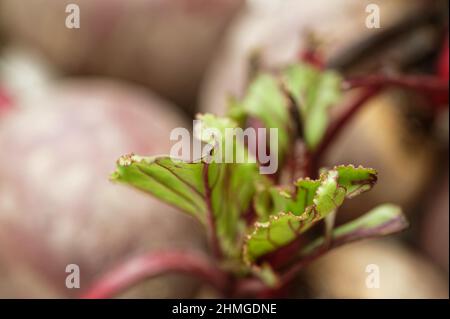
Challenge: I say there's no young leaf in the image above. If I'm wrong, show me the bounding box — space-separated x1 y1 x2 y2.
282 64 342 150
228 63 342 163
254 165 377 219
112 114 261 258
228 73 293 164
244 166 379 264
299 204 408 257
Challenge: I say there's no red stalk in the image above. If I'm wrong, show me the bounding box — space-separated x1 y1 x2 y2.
344 74 449 108
308 73 449 178
81 250 229 299
344 74 448 96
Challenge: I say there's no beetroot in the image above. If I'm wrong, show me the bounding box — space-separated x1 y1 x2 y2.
0 0 244 111
0 79 205 297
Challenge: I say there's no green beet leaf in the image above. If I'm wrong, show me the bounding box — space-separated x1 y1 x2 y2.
228 73 293 165
282 63 342 150
112 114 260 258
244 165 378 264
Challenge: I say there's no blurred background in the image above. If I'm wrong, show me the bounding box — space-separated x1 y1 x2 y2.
0 0 448 298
